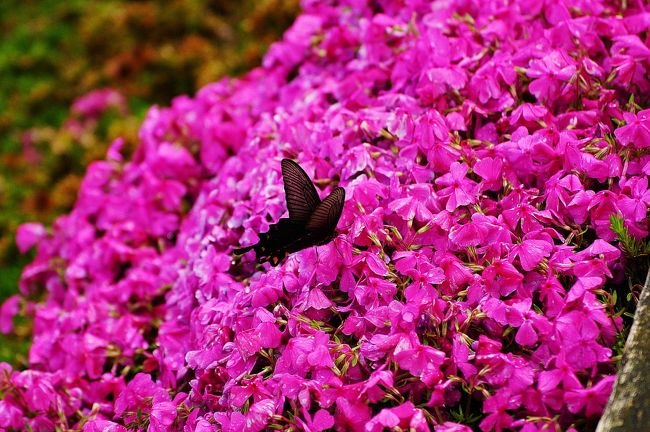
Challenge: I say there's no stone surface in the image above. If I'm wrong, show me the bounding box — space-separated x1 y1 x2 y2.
597 269 650 432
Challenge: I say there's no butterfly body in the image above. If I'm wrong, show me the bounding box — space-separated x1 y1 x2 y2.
234 159 345 266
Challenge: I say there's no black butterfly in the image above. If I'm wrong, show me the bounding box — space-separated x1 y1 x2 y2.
234 159 345 266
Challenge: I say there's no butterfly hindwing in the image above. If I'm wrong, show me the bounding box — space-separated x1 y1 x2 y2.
281 159 321 225
306 187 345 237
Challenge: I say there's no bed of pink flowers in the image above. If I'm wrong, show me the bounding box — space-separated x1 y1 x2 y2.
3 0 650 430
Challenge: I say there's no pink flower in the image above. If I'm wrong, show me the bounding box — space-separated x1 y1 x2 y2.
526 51 577 103
416 66 467 103
0 400 24 429
565 375 615 417
213 399 276 432
82 420 128 432
114 374 176 429
486 298 550 347
479 390 520 432
435 422 473 432
610 54 636 86
435 162 478 211
618 176 650 223
474 157 504 191
15 222 47 253
0 295 19 334
511 237 553 271
296 408 335 432
12 371 58 412
402 263 445 300
588 191 622 241
482 259 524 297
611 35 650 59
366 402 429 432
334 396 372 431
393 332 445 385
71 88 127 119
509 103 548 126
307 332 335 369
388 184 437 222
556 310 612 370
405 111 459 174
615 109 650 148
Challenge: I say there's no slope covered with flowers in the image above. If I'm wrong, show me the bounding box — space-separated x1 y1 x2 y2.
3 0 650 430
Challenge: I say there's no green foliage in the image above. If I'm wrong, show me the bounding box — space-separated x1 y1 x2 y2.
610 214 650 288
610 215 650 261
606 215 650 354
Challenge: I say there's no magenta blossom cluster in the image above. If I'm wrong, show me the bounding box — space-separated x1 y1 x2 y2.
3 0 650 431
70 87 128 120
65 87 129 137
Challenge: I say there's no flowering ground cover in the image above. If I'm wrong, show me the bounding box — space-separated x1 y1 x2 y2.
2 0 650 430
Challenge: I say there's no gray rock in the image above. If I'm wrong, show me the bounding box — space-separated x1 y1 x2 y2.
597 269 650 432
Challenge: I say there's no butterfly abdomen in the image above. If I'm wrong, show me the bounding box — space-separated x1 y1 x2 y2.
234 218 305 261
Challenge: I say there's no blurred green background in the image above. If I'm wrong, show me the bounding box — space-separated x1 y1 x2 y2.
0 0 299 365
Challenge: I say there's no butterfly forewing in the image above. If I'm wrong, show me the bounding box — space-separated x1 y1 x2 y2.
236 160 345 266
281 159 321 225
305 187 345 236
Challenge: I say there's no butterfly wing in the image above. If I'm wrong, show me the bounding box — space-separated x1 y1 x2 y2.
305 187 345 241
235 162 343 267
264 191 345 263
234 218 306 265
281 159 321 225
